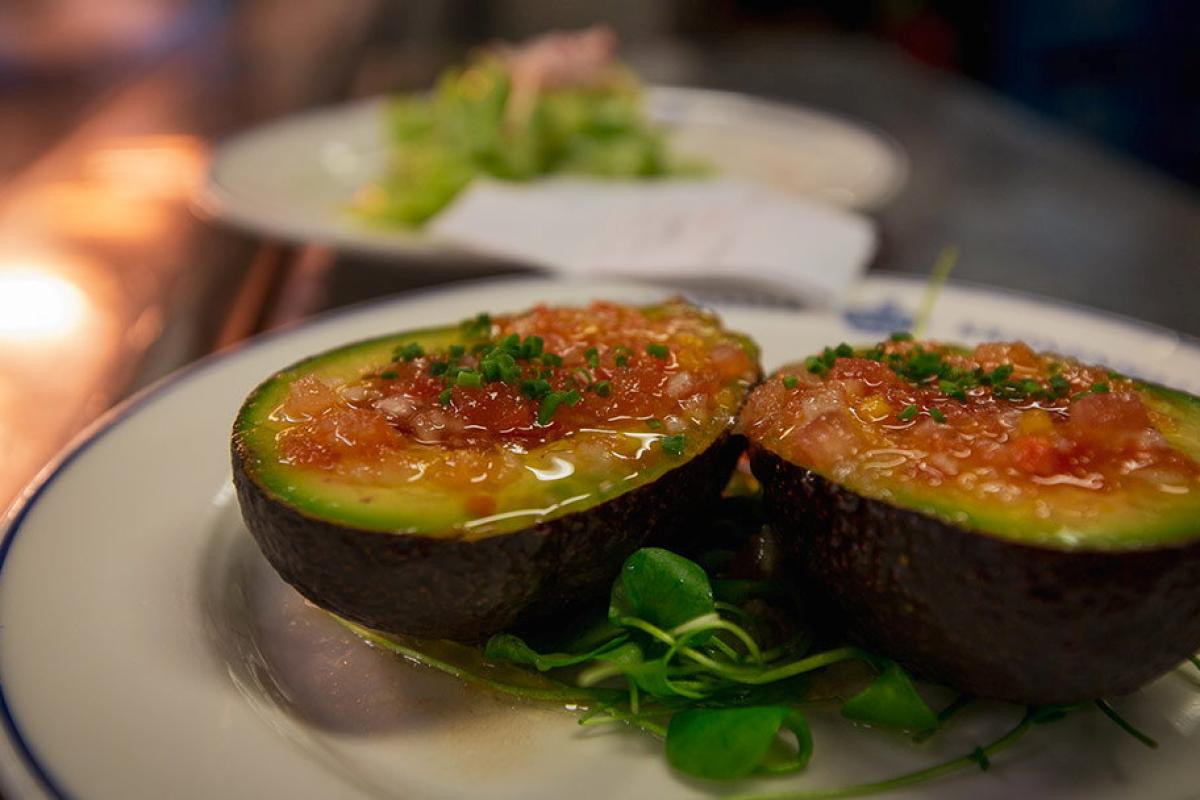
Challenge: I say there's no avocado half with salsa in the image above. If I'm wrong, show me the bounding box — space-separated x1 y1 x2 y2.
233 299 760 640
741 336 1200 704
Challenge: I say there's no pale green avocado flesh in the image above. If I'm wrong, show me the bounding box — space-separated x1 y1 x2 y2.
843 383 1200 550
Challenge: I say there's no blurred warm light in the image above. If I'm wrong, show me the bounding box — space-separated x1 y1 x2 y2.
0 267 87 341
12 135 208 241
87 135 208 199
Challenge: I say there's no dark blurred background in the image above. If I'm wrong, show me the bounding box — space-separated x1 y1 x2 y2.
6 0 1195 185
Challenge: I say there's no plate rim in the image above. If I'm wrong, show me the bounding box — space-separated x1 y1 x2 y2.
1 272 1197 799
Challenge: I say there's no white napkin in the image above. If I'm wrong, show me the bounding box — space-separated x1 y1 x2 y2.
428 178 876 306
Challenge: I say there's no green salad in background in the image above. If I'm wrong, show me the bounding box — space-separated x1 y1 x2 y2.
353 27 706 227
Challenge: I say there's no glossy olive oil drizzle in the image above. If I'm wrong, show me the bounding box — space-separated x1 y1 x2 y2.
334 508 1176 796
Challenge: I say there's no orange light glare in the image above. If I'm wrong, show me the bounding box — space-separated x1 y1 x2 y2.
0 267 87 341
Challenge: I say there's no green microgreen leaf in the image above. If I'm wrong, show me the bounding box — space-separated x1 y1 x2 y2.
610 548 715 633
929 408 947 424
666 706 812 780
1095 699 1158 749
660 434 687 456
840 662 937 732
898 404 919 422
1029 704 1076 725
912 694 974 743
484 633 629 672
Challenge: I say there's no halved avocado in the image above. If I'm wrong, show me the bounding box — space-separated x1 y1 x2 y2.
233 300 760 640
743 339 1200 703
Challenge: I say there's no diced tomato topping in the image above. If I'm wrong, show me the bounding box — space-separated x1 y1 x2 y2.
739 338 1200 501
271 300 758 477
1009 435 1063 476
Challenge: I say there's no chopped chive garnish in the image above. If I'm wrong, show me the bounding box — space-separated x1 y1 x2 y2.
646 343 670 360
536 390 581 426
613 346 632 367
1049 374 1070 395
520 379 551 400
449 344 466 358
804 356 828 375
968 747 990 771
396 342 424 361
898 404 919 421
456 370 483 388
459 312 492 338
379 370 398 380
938 379 966 401
929 408 947 423
584 347 600 369
835 342 854 357
990 364 1013 383
541 353 563 367
647 419 663 430
660 434 686 456
782 375 799 389
890 331 914 342
1091 382 1110 394
521 335 544 359
429 361 449 377
591 380 611 397
437 388 453 406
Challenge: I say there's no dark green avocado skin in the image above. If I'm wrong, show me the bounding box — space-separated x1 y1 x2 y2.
233 433 744 641
751 446 1200 704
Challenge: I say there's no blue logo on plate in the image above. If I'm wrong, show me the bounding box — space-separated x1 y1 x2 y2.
843 300 913 334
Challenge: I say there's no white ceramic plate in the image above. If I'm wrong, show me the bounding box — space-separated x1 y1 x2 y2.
198 87 907 258
2 276 1199 800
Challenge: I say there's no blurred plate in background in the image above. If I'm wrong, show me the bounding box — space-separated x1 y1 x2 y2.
198 87 907 261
